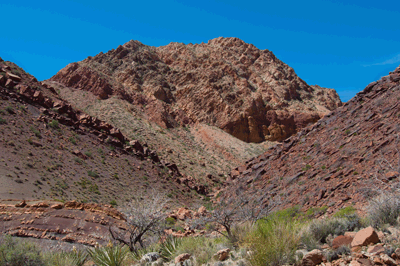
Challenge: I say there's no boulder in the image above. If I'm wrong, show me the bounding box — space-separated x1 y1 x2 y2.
332 235 353 249
31 202 49 208
351 227 380 247
301 249 324 266
50 203 64 209
213 248 230 261
141 252 160 263
174 253 191 264
15 200 27 208
367 244 385 255
6 72 21 82
380 253 397 265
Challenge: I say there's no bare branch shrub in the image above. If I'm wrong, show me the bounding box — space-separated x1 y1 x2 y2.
109 190 169 253
194 185 280 244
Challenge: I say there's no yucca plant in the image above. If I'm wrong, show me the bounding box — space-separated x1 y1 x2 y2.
160 236 182 261
87 244 129 266
68 248 89 266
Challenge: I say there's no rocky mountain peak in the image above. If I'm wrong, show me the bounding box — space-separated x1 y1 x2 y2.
50 37 342 143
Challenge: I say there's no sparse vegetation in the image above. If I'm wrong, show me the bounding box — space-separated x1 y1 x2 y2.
87 244 129 266
48 120 59 129
88 170 99 178
366 192 400 227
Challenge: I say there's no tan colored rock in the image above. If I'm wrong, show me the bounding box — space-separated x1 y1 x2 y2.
380 253 396 265
50 203 63 209
367 244 385 255
351 227 380 247
6 72 21 82
214 248 230 261
345 232 357 238
301 249 324 266
197 206 207 215
349 260 363 266
15 200 27 208
31 202 49 208
332 235 353 249
174 253 191 264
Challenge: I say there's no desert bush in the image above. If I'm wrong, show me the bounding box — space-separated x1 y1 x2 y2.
44 248 88 266
0 235 45 266
48 119 59 129
244 213 300 266
87 244 129 266
324 245 350 262
333 206 357 218
159 235 182 261
168 236 222 265
302 214 362 248
366 192 400 228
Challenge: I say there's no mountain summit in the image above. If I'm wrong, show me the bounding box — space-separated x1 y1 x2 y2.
50 37 341 143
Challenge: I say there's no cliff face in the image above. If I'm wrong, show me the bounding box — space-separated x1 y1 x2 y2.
224 66 400 214
51 37 341 143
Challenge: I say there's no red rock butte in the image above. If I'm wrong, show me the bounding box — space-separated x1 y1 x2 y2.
50 37 342 143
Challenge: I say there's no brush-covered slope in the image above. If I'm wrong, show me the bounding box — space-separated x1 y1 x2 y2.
0 57 199 205
50 37 341 144
225 66 400 215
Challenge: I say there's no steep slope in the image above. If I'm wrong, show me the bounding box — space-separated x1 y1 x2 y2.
47 37 341 183
225 66 400 215
50 37 341 143
0 58 196 205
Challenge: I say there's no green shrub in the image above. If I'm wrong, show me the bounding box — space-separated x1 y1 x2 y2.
44 249 88 266
87 245 129 266
367 192 400 228
88 170 99 178
165 217 176 227
69 137 77 145
302 214 362 247
0 118 6 124
48 120 59 129
0 235 46 266
30 126 42 138
160 236 182 261
168 236 221 265
333 206 357 218
6 106 14 114
110 199 117 207
245 214 300 266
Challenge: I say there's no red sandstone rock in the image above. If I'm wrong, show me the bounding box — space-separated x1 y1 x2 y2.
302 249 324 266
351 227 380 247
332 235 353 249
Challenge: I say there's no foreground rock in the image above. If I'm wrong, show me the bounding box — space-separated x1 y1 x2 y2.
351 227 380 247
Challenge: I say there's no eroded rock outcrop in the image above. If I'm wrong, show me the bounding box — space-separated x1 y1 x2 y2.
50 37 341 142
224 65 400 213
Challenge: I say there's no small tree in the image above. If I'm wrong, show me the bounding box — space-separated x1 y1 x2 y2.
195 187 279 244
109 191 169 253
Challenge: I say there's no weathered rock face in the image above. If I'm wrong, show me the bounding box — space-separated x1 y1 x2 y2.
224 65 400 213
0 201 126 247
50 37 341 142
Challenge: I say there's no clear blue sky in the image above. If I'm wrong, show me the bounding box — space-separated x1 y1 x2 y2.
2 0 400 102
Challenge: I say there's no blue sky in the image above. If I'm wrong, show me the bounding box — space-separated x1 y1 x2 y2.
2 0 400 102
